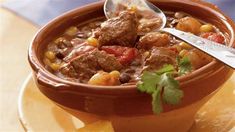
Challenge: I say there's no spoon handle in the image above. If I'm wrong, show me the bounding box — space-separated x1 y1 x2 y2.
161 28 235 69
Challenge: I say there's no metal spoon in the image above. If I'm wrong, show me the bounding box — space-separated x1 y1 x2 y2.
104 0 235 69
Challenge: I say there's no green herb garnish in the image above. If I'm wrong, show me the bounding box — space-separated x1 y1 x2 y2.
137 64 184 114
178 56 192 75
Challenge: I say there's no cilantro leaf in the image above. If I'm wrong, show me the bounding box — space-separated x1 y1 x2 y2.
159 73 179 89
152 88 162 114
137 71 160 94
178 57 192 75
155 64 175 75
137 65 184 114
160 73 183 104
163 88 184 105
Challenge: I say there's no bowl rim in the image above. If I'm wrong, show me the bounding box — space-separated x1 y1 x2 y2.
28 0 235 93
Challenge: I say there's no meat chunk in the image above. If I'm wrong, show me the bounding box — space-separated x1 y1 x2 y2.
63 43 96 62
138 32 170 49
60 49 122 82
144 47 177 71
97 11 138 47
70 52 99 80
92 50 123 71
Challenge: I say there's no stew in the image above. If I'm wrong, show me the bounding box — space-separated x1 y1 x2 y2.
43 7 226 86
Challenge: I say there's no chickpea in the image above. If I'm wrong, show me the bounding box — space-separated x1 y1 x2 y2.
128 5 137 12
172 44 182 52
50 63 61 71
54 37 65 44
179 42 193 49
200 24 213 33
43 58 51 66
185 51 201 69
65 26 78 36
185 49 212 69
88 71 120 86
45 51 56 60
143 51 150 58
176 17 202 34
192 49 212 68
87 37 99 47
88 71 109 85
109 70 120 79
179 49 188 57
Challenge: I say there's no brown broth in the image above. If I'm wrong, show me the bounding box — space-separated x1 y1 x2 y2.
43 11 225 85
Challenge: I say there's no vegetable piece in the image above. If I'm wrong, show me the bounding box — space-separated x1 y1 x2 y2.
172 44 182 52
54 37 65 44
185 49 212 70
179 49 188 57
160 73 183 105
54 37 72 48
88 71 111 85
88 71 120 86
43 58 51 66
45 51 56 60
137 71 160 94
179 42 192 50
155 64 175 75
137 65 183 114
143 51 150 58
101 46 137 65
168 46 178 54
87 37 99 47
65 26 78 36
118 48 137 64
176 17 202 34
177 57 192 75
109 70 120 78
200 24 213 33
50 63 61 71
184 51 201 69
200 32 225 44
152 88 162 114
128 5 137 12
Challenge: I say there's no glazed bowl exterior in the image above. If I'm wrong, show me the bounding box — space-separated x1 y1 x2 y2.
28 0 234 131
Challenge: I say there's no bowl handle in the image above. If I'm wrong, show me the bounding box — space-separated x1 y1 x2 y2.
35 70 69 89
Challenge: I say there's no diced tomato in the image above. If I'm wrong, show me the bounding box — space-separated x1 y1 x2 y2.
101 46 138 65
168 47 179 54
200 32 225 44
118 48 137 64
101 46 124 56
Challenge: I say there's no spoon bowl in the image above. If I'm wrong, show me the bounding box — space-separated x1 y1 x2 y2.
104 0 166 31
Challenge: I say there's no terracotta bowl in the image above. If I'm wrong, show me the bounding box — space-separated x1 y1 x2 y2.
28 0 235 131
